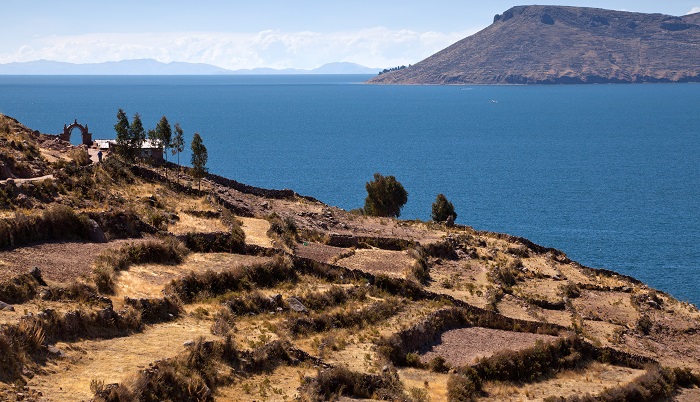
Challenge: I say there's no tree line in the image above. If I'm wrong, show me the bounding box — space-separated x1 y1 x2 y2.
362 172 457 224
377 65 410 75
113 109 208 189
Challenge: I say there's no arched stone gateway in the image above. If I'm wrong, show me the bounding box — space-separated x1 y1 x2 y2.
60 119 92 145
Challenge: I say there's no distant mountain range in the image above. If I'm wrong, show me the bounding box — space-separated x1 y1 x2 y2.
0 59 379 75
369 5 700 84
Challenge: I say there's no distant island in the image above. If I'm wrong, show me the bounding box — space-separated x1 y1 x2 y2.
368 5 700 85
0 59 379 75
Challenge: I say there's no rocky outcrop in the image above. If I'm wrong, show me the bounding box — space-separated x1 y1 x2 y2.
368 6 700 85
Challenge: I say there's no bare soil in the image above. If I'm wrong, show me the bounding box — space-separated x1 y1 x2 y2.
0 239 147 282
420 327 558 367
335 249 413 278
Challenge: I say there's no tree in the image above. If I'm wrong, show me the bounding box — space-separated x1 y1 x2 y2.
171 123 185 183
190 132 208 191
153 115 172 163
114 109 130 160
363 172 408 218
432 193 457 223
128 113 146 162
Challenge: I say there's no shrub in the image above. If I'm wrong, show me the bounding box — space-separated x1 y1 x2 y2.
637 314 653 335
93 238 188 294
447 368 482 402
0 205 92 248
123 296 182 323
432 193 457 222
473 336 587 383
428 355 450 373
289 298 404 336
560 282 581 298
95 238 187 272
363 172 408 218
165 255 296 303
297 285 367 311
303 366 401 401
266 213 298 249
68 148 91 166
0 272 44 304
407 247 430 284
489 261 521 288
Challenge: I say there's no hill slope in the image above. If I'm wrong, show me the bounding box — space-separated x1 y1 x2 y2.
1 113 699 401
369 5 700 84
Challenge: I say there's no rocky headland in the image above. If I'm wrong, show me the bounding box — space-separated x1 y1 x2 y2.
368 5 700 85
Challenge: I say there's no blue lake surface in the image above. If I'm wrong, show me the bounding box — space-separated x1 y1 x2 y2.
0 75 698 305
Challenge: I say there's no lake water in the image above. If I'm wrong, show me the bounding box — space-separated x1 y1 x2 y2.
0 75 698 305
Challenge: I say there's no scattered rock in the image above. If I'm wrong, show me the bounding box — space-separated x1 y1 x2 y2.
286 297 308 313
29 266 46 285
183 340 195 347
47 346 65 357
0 300 15 311
86 218 107 243
271 293 283 304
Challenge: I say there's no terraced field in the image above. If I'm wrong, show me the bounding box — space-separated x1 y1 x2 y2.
0 118 698 401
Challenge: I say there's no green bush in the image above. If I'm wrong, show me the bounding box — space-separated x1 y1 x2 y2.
363 172 408 218
431 193 457 222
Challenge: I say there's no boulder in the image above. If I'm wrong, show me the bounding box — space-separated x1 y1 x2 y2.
29 267 46 285
86 219 107 243
286 297 308 313
47 346 65 357
0 300 14 311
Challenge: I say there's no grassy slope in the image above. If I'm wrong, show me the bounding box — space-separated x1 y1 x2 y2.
0 114 698 401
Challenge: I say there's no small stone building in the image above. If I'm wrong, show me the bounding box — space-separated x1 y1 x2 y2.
93 139 164 162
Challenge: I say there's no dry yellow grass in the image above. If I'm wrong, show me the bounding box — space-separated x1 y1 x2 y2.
558 263 595 285
674 387 700 401
514 278 564 304
335 249 414 278
572 290 639 326
216 364 316 401
238 216 273 247
168 213 228 234
497 294 537 322
113 253 273 300
399 368 449 402
0 299 75 325
521 255 560 278
479 362 645 401
27 316 219 401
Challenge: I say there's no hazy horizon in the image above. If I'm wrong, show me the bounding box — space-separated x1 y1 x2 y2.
2 1 699 71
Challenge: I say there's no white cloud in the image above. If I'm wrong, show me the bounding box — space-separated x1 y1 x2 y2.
688 6 700 14
0 28 476 70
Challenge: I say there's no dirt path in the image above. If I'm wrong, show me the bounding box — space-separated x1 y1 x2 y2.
0 174 54 185
28 315 218 402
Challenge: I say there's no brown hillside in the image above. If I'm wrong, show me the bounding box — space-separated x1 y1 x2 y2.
0 114 699 401
369 5 700 84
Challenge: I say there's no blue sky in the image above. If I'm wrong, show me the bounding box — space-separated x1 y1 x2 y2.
2 1 699 69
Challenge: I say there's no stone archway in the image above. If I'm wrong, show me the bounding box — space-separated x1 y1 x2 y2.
60 119 92 145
